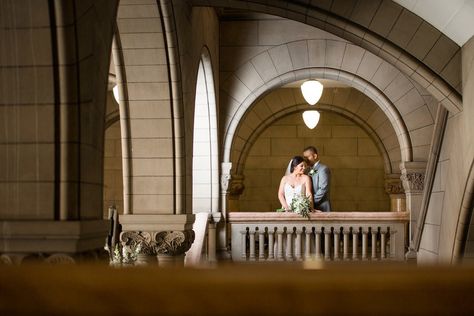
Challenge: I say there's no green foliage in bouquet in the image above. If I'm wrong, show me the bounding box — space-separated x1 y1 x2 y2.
290 195 311 219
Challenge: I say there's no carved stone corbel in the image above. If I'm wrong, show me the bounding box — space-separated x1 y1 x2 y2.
228 175 245 197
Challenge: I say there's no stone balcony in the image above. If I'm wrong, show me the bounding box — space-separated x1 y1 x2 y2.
229 212 409 262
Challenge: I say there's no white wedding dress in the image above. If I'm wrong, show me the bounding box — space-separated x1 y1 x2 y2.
284 183 305 207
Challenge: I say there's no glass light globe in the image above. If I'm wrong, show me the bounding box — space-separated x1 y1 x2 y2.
301 80 323 105
302 110 320 129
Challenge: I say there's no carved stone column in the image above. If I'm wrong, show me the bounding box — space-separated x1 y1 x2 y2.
218 162 232 258
155 231 195 267
119 214 195 266
384 174 406 212
400 161 426 260
119 229 195 267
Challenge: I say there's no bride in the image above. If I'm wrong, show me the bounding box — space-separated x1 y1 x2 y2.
278 156 314 211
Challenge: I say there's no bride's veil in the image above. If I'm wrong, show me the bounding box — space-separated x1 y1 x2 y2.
284 159 292 176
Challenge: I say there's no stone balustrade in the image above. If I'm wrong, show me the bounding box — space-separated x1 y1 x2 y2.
229 212 409 262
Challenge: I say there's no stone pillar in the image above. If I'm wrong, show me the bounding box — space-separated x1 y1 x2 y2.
400 162 426 260
218 163 232 257
220 163 245 257
384 174 406 212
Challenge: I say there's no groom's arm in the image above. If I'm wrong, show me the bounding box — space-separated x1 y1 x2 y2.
314 166 330 204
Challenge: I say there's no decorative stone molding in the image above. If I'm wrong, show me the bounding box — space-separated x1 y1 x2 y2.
229 175 245 196
384 178 404 195
401 173 425 192
120 231 156 256
221 162 232 193
118 230 195 260
155 230 195 256
221 173 231 193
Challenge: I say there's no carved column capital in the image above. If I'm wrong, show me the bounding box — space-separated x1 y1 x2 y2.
117 230 195 264
399 161 426 193
384 175 405 195
400 172 425 192
120 231 156 256
220 162 232 194
154 230 195 256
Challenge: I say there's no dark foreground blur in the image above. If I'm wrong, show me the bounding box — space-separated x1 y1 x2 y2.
1 262 474 315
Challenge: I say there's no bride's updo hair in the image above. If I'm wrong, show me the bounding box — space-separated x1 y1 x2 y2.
290 156 305 173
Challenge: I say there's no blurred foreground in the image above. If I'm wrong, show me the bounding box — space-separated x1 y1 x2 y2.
1 261 474 315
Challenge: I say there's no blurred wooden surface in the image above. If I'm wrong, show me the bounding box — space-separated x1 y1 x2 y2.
1 263 474 315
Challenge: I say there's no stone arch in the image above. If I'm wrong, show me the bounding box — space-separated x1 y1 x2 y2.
233 103 393 177
222 64 414 166
192 0 461 112
192 47 219 214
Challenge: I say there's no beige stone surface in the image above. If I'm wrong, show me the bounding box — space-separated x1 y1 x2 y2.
240 111 389 212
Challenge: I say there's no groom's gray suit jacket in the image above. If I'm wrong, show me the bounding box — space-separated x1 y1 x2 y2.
310 162 331 212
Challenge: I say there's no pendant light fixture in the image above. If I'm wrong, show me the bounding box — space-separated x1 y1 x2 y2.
301 80 323 129
300 80 323 105
302 110 320 129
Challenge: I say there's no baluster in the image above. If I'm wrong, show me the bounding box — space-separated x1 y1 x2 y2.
362 230 368 260
343 229 350 260
286 228 293 261
380 230 387 259
315 229 322 259
258 228 265 260
277 230 284 261
295 230 303 261
324 229 331 260
305 230 311 260
241 230 247 260
371 229 378 260
268 229 275 260
352 228 359 260
333 228 340 260
249 230 256 261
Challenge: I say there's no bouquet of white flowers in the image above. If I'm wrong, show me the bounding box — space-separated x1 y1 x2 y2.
290 194 311 219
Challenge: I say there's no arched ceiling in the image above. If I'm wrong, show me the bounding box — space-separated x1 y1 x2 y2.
193 0 462 112
394 0 474 46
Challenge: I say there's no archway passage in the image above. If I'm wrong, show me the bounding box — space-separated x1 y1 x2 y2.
238 108 389 212
192 52 219 214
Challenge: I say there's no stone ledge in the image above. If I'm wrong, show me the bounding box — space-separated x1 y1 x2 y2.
228 212 409 223
119 214 195 232
0 220 109 253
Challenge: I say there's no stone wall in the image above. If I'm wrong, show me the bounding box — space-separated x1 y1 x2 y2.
239 110 389 212
418 35 474 263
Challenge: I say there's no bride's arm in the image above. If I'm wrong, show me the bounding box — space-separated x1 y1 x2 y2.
278 176 289 210
304 175 314 210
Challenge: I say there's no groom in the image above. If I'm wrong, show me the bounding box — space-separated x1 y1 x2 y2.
303 146 331 212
